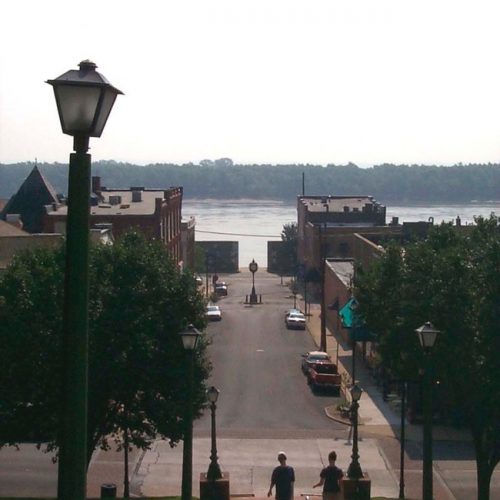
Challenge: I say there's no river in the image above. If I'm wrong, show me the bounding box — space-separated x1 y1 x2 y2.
182 199 500 267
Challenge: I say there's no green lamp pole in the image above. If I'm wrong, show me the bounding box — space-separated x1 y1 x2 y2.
347 383 364 480
180 325 202 500
47 60 122 500
206 386 222 487
415 322 440 500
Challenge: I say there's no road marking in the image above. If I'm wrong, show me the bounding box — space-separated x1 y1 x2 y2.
256 349 264 352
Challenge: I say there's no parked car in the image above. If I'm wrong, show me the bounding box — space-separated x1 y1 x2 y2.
285 311 306 330
285 308 301 318
205 304 222 321
195 275 203 286
214 282 228 296
307 362 341 394
301 351 332 374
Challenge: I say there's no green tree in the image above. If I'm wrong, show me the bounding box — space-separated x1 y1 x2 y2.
355 218 500 500
276 222 298 277
0 232 210 487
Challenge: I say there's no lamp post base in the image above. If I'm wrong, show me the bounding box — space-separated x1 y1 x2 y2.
341 473 371 500
200 472 230 500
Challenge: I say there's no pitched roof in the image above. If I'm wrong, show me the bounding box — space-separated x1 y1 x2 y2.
2 166 60 233
0 219 29 237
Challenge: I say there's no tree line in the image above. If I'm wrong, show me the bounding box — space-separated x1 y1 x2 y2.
2 160 500 203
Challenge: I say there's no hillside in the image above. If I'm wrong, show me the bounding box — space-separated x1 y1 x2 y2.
1 161 500 204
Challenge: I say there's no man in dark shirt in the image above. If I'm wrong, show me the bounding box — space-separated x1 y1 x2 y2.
267 451 295 500
313 450 343 499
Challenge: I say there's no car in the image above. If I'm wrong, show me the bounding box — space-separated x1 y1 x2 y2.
214 282 228 296
285 311 306 330
195 275 203 286
307 362 341 394
285 308 301 318
301 350 332 374
205 304 222 321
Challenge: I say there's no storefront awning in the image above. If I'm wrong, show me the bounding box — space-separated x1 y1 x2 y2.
339 297 374 341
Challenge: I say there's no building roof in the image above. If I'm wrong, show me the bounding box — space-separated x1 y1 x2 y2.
1 166 60 233
326 258 354 288
0 219 30 237
299 195 384 213
47 189 176 217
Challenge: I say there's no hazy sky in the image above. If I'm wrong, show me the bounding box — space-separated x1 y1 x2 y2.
2 0 500 166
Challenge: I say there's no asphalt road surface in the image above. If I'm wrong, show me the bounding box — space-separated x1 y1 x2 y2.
194 270 345 438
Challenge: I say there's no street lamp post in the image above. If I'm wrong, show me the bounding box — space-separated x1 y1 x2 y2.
180 325 202 500
47 60 122 500
206 386 222 488
415 322 440 500
399 380 407 499
347 383 364 480
249 259 258 304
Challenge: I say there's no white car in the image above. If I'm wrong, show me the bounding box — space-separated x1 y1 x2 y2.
285 311 306 330
205 305 222 321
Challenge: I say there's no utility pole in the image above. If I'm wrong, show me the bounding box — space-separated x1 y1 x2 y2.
320 223 326 352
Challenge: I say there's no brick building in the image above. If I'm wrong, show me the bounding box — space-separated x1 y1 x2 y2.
297 195 396 271
43 176 185 266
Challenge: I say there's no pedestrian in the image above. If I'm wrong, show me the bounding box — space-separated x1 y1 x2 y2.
267 451 295 500
313 450 344 499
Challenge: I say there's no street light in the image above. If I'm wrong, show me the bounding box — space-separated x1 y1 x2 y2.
206 386 222 485
415 322 440 500
180 324 202 500
347 383 364 480
399 379 407 499
249 259 258 304
47 60 122 500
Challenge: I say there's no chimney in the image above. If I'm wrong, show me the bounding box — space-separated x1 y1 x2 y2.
132 189 142 202
92 176 102 195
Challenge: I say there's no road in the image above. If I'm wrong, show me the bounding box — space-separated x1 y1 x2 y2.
195 270 345 438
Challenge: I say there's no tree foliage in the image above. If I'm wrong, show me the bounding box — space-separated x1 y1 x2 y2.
355 217 500 500
0 232 210 466
275 222 298 277
3 161 500 203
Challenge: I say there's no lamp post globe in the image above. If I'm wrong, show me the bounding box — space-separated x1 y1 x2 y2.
180 323 202 351
47 60 123 148
48 61 122 500
207 385 220 404
179 325 201 500
415 321 440 352
415 321 440 500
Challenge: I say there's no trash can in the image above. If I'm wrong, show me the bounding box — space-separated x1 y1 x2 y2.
100 483 117 498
